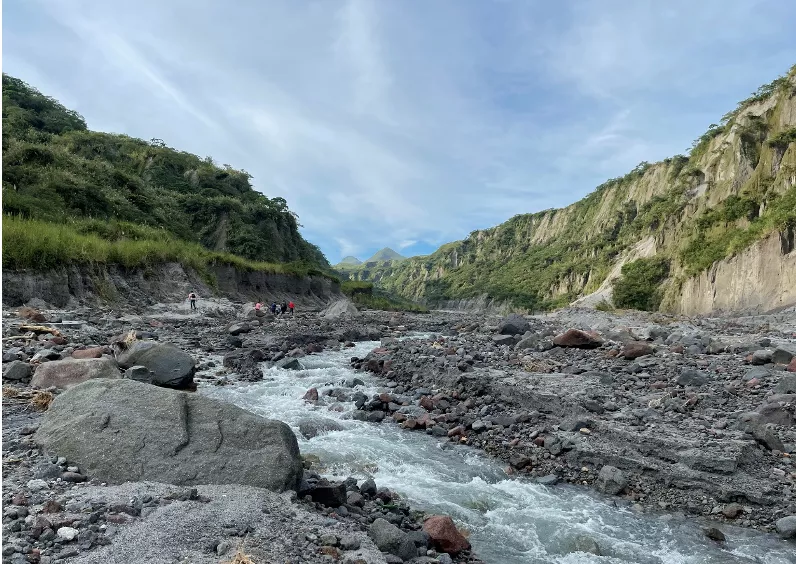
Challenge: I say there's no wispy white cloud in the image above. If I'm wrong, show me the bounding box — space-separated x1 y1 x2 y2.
4 0 794 263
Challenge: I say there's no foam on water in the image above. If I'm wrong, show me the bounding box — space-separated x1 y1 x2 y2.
200 341 795 564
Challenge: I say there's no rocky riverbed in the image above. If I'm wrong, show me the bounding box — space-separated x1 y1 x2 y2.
2 298 796 563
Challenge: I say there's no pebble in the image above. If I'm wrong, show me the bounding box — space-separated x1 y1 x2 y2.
57 527 79 542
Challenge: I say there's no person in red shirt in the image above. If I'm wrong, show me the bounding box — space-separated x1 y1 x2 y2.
288 301 295 315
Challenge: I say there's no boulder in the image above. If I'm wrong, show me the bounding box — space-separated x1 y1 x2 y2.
757 397 796 427
772 345 796 365
322 299 359 319
227 322 252 336
492 334 515 346
278 358 305 371
677 369 709 387
3 360 32 381
788 357 796 373
223 349 266 380
750 350 773 365
422 515 470 555
368 518 417 561
498 314 530 335
775 516 796 539
114 341 195 388
595 465 627 495
620 342 653 360
71 347 105 359
553 329 603 349
30 358 121 390
308 481 346 507
34 379 302 492
775 375 796 394
124 366 154 383
298 418 343 439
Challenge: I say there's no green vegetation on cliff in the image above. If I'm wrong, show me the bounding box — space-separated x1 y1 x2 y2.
358 65 796 312
2 74 330 274
613 258 670 311
340 280 428 313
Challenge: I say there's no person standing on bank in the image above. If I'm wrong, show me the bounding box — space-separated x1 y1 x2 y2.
288 301 295 315
188 291 197 310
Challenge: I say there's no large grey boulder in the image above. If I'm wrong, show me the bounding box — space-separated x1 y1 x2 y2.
773 345 796 365
114 340 195 388
30 358 121 390
368 518 417 560
322 299 359 319
498 313 530 335
34 379 302 492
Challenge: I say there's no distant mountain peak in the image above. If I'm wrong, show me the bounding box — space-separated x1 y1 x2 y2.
365 248 406 263
338 256 362 265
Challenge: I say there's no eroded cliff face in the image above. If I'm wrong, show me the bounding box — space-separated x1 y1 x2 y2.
669 228 796 315
1 263 341 308
361 67 796 314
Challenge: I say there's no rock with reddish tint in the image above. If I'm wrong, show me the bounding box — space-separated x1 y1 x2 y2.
788 358 796 372
620 342 653 359
71 347 105 359
553 329 603 349
303 388 319 402
423 515 471 555
31 357 121 390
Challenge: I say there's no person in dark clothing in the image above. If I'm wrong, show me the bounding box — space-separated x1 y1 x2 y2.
188 291 197 310
281 302 288 316
271 302 277 315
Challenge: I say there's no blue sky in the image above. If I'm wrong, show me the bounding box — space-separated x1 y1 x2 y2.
3 0 795 264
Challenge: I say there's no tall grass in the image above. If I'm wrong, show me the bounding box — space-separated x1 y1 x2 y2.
2 216 337 280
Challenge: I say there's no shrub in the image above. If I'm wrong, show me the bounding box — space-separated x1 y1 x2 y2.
612 258 670 311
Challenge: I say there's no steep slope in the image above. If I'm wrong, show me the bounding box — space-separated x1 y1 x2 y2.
1 74 328 268
365 66 796 314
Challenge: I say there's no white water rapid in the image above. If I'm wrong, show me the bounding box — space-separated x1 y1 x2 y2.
200 341 795 564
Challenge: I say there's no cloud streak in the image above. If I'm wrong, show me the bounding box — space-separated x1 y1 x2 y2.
4 0 795 263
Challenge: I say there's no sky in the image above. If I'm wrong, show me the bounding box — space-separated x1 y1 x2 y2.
3 0 795 264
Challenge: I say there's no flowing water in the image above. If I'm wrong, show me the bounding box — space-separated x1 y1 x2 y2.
201 341 795 564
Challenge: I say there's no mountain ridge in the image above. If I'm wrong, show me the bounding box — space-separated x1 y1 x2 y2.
349 65 796 314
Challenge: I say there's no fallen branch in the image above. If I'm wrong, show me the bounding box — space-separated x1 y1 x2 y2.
19 325 63 337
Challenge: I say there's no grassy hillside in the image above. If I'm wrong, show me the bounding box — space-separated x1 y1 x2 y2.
361 65 796 311
1 74 330 275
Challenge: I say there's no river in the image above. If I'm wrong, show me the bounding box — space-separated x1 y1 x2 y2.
200 340 795 564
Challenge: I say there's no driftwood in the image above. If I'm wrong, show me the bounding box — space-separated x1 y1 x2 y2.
17 325 63 337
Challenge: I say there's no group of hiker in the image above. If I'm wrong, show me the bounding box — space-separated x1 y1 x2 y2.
256 300 294 316
186 291 294 316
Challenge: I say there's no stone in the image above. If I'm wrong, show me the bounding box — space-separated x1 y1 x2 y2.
570 535 601 556
57 527 79 542
722 503 743 519
34 379 302 491
775 516 796 539
750 350 773 365
30 358 121 390
788 358 796 372
26 479 49 491
114 341 195 388
339 535 360 551
596 465 627 495
61 472 86 483
302 388 319 402
536 474 560 486
422 515 471 555
676 369 709 387
492 334 515 346
298 418 343 439
553 329 603 349
744 367 770 382
71 348 104 359
278 358 305 371
703 528 726 542
620 342 654 359
322 299 359 319
3 360 32 381
514 336 539 350
360 479 377 497
498 314 530 335
308 481 346 507
772 346 796 365
776 375 796 394
368 518 416 561
227 322 252 336
758 399 796 427
122 365 156 386
346 491 364 507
